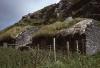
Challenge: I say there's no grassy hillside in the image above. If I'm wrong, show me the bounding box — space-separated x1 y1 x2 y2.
0 17 84 40
0 25 32 39
0 47 99 68
32 18 79 37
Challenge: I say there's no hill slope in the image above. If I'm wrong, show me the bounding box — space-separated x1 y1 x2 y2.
0 0 100 45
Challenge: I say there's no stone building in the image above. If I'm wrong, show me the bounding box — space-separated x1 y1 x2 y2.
56 19 100 55
30 19 100 55
1 0 100 55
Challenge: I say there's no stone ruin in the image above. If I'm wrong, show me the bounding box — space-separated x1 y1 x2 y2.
56 19 100 55
0 0 100 55
26 19 100 55
1 19 100 55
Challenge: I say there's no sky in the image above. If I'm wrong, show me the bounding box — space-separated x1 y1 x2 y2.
0 0 60 30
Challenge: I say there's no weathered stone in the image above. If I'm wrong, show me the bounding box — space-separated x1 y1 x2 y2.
15 26 39 47
57 19 100 55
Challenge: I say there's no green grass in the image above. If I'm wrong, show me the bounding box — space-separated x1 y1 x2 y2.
32 18 81 37
0 25 34 39
0 47 99 68
0 17 85 39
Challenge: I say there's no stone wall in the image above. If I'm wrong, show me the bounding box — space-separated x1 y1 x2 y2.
16 27 38 46
85 20 100 55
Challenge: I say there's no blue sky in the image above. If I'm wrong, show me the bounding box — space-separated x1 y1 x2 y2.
0 0 60 30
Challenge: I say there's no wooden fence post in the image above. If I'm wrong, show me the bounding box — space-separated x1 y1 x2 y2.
53 37 56 62
66 41 70 56
76 40 79 53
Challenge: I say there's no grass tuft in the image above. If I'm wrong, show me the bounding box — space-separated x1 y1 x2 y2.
0 48 99 68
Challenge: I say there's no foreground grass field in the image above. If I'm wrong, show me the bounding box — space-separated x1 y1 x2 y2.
0 47 99 68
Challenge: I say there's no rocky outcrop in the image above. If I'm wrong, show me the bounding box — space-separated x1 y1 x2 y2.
19 0 74 24
20 0 100 25
22 4 58 24
74 0 100 20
